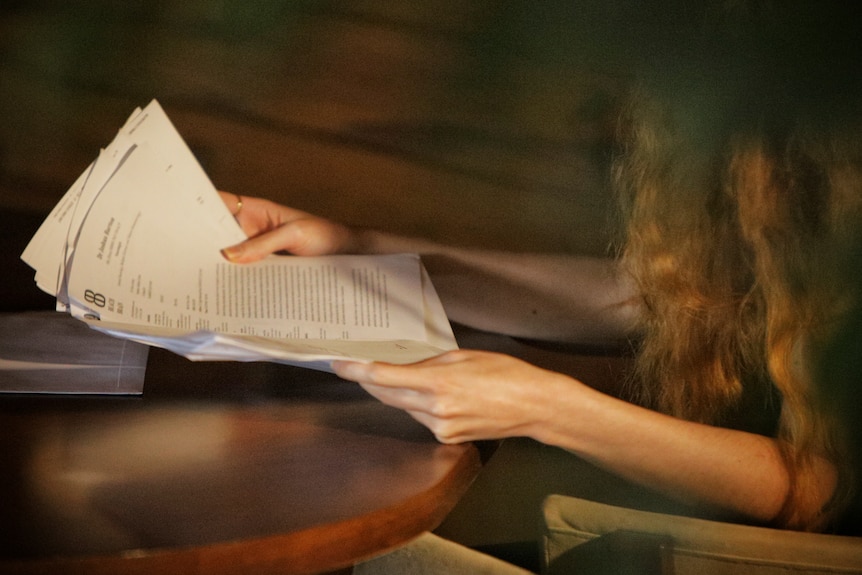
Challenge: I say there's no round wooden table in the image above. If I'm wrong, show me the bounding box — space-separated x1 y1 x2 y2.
0 347 484 575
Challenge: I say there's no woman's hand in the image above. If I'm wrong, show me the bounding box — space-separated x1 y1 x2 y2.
219 192 358 262
332 350 580 444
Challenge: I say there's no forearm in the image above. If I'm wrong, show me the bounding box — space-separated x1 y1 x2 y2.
530 379 836 524
221 196 638 343
355 229 639 344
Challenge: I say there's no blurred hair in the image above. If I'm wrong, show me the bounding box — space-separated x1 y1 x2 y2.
613 1 862 530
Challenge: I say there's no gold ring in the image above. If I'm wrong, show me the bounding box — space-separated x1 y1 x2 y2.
232 194 243 217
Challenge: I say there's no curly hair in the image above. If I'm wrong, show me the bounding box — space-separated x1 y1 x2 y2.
613 1 862 530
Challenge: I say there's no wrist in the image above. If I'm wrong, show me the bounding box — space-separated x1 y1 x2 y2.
350 228 429 256
526 374 609 452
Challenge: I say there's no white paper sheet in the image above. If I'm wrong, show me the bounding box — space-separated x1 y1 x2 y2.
20 99 457 373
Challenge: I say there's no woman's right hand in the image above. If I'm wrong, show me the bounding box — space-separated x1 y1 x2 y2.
219 192 359 263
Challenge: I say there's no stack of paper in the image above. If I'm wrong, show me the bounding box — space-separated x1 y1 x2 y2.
21 100 457 372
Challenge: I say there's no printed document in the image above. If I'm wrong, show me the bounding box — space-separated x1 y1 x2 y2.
21 100 457 372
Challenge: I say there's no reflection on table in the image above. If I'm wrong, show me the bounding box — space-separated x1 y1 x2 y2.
0 344 485 575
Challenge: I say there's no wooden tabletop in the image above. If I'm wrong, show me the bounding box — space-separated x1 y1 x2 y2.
0 348 485 575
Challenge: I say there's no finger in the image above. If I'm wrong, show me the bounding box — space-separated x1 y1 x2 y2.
330 360 368 380
219 192 312 221
218 191 242 215
357 382 430 412
227 218 353 262
405 410 472 444
416 349 473 365
218 192 316 234
220 221 313 262
332 360 439 391
334 349 468 374
221 226 298 263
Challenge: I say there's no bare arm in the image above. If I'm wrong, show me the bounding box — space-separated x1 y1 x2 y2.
220 193 639 345
334 352 837 525
219 193 835 525
355 229 638 344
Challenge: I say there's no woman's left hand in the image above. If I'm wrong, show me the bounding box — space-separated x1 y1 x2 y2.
218 191 358 261
332 350 578 444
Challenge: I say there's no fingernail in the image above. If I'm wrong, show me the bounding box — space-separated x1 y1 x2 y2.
221 244 244 262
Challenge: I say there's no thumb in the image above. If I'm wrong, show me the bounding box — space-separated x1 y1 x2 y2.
220 240 256 263
221 229 291 263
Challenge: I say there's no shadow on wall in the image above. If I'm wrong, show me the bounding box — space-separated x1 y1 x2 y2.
0 1 666 256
